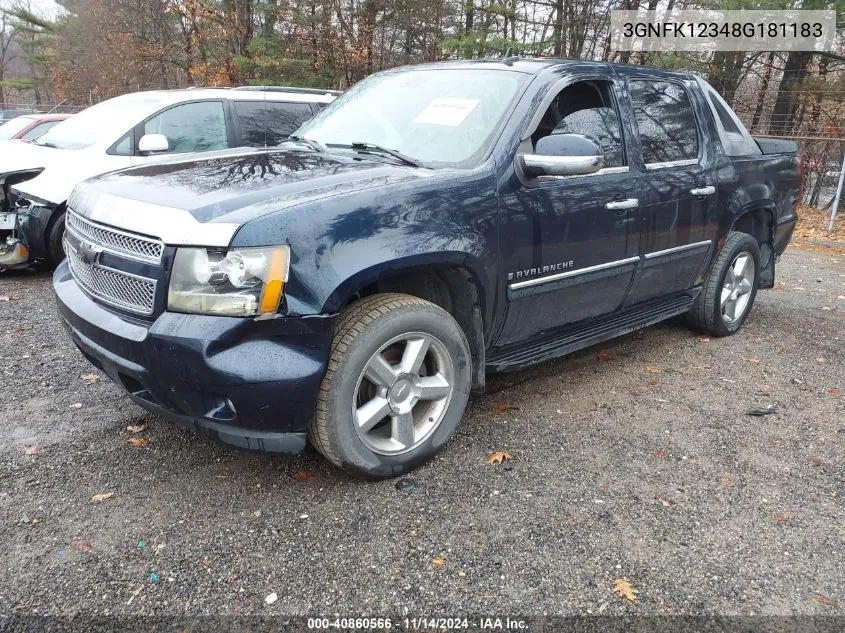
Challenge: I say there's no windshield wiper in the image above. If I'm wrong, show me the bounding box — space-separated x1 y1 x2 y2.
283 135 325 152
34 140 61 149
328 142 423 168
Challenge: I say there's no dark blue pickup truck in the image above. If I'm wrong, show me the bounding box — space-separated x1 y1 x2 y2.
53 59 801 477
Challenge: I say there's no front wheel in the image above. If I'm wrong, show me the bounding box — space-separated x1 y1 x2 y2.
686 231 760 336
310 293 472 478
46 212 66 268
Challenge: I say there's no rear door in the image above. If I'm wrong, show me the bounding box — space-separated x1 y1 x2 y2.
618 75 716 306
234 100 316 147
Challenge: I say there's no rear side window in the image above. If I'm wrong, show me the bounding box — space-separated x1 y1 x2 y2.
20 120 60 141
629 80 699 165
235 101 315 147
143 101 228 154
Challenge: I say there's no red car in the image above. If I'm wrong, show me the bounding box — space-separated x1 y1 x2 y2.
0 113 72 142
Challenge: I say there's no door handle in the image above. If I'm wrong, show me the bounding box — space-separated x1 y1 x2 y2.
690 186 715 196
606 198 639 211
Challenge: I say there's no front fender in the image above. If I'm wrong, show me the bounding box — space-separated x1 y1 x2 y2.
231 167 500 321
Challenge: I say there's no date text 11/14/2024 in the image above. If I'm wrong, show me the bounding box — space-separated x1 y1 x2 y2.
307 617 529 630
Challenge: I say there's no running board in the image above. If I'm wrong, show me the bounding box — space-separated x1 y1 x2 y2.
486 291 699 373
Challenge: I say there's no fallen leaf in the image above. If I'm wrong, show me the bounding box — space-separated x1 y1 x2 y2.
830 388 840 396
91 492 114 503
654 449 668 458
491 402 519 414
627 388 645 397
292 470 315 481
740 356 760 363
722 477 734 489
486 450 512 465
772 512 791 524
807 456 827 467
70 538 93 553
773 281 786 290
432 558 445 567
23 446 39 456
14 327 25 333
810 593 838 608
126 424 146 434
127 438 148 448
80 372 100 385
596 352 612 362
647 378 660 386
612 578 639 603
646 365 661 373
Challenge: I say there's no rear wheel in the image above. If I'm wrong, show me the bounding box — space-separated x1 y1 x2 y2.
686 231 760 336
310 293 471 478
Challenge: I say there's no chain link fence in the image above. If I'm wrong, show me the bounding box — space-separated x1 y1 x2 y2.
0 101 88 115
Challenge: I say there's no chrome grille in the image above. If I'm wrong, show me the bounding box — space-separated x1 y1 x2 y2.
65 238 157 316
66 209 163 264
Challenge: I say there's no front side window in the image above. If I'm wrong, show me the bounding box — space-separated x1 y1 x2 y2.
629 80 699 165
143 101 228 154
533 80 626 169
295 69 527 168
236 101 314 147
20 120 60 141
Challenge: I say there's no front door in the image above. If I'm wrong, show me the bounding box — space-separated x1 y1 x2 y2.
496 77 640 346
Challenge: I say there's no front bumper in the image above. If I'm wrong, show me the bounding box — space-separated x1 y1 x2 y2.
54 261 337 453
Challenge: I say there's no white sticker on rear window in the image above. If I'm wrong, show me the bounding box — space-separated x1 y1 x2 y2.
413 98 480 127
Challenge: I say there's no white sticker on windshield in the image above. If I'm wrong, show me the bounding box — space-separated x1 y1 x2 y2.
414 98 480 127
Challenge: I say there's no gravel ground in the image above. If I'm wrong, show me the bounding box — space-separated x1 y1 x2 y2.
0 246 843 622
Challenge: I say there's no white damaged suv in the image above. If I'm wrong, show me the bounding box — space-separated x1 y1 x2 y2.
0 86 337 270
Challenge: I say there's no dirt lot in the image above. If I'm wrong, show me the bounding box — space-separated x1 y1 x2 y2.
0 246 843 621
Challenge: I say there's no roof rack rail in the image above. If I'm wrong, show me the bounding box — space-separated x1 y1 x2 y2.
232 86 341 96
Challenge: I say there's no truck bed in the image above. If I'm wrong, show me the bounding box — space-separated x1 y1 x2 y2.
754 137 798 155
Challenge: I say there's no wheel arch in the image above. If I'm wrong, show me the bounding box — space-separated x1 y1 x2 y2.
325 254 488 392
729 205 775 288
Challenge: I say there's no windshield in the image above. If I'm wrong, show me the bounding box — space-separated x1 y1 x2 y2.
0 117 33 140
295 69 527 168
36 93 170 150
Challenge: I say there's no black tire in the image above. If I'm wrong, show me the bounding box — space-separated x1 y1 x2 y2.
310 293 472 478
46 212 66 268
686 231 760 337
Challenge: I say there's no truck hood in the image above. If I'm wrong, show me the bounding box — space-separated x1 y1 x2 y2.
69 148 431 247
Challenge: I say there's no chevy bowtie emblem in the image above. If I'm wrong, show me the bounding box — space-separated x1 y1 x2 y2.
78 240 103 265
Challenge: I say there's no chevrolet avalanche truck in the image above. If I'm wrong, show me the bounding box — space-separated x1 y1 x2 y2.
53 59 801 478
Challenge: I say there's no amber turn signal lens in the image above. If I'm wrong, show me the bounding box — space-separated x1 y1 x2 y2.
258 247 290 315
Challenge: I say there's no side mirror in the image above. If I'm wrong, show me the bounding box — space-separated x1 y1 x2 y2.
519 133 603 178
138 133 169 154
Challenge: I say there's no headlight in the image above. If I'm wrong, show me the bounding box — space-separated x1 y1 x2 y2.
168 246 290 316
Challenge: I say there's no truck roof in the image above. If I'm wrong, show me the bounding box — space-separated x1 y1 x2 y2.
396 57 695 81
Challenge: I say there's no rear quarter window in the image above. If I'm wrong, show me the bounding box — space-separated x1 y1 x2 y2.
235 101 315 147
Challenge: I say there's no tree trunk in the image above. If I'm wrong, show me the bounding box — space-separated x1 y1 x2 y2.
551 0 564 56
750 51 776 131
768 51 812 136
